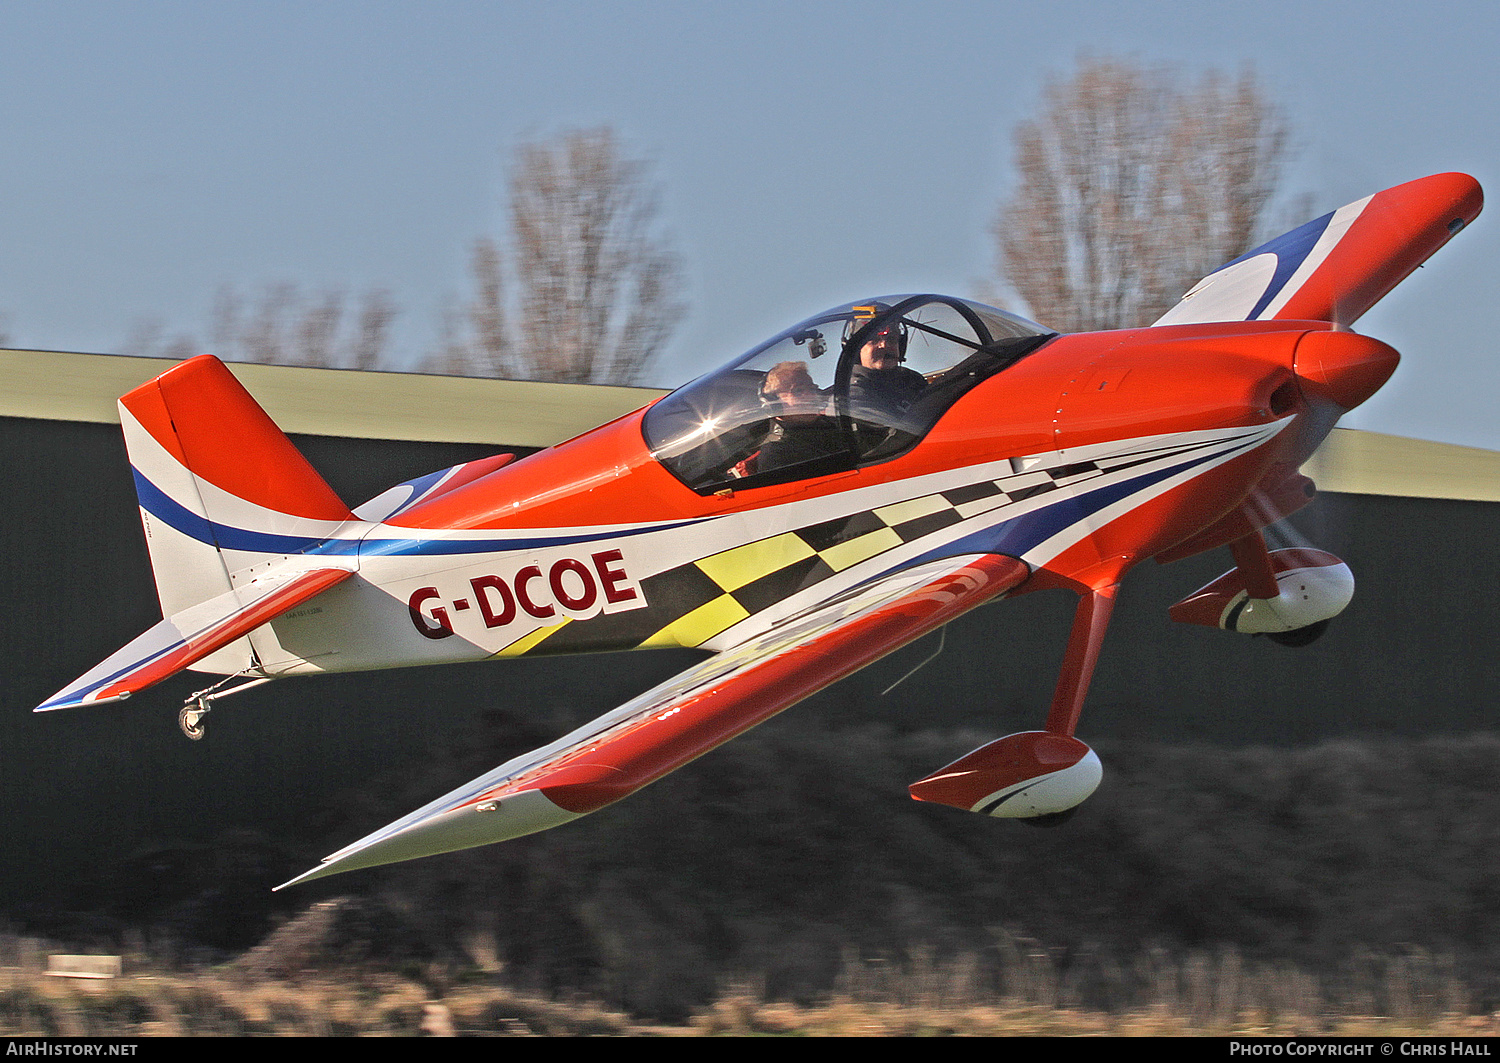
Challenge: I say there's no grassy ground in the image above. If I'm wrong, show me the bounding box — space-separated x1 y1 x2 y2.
14 731 1500 1029
3 937 1497 1037
3 968 1499 1037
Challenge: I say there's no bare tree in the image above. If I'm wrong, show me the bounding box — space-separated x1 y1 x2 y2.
348 288 398 371
120 319 197 360
435 127 686 384
206 283 399 369
993 57 1290 334
432 236 510 376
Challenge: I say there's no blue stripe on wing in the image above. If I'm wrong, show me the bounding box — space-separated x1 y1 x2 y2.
1212 210 1335 320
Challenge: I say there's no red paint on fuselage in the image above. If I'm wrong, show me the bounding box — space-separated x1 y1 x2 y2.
388 321 1340 591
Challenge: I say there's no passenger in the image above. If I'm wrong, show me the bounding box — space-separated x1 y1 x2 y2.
762 360 826 421
733 361 843 477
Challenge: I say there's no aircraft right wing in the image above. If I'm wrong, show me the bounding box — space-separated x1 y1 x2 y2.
277 552 1030 889
1153 172 1482 328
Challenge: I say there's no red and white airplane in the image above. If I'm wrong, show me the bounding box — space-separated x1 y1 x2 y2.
37 173 1482 889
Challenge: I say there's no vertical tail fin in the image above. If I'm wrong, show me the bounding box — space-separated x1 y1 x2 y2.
118 355 356 639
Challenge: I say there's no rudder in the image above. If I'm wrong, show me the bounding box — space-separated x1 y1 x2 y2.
118 356 356 650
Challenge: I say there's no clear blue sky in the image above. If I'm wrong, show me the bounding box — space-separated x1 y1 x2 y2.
0 0 1495 447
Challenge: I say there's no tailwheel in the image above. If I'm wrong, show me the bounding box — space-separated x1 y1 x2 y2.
178 700 210 740
1265 619 1330 647
178 674 272 741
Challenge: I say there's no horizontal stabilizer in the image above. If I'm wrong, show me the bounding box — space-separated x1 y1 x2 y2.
353 453 515 523
37 565 354 712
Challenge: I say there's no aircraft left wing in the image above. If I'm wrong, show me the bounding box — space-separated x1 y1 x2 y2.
277 552 1030 888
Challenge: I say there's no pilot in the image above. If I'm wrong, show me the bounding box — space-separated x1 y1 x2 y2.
849 319 926 416
733 361 842 476
845 317 927 458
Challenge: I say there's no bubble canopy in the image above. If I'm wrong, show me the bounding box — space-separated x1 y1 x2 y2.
643 295 1055 494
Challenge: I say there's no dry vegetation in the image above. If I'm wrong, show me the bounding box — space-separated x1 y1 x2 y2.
12 729 1500 1035
2 934 1497 1036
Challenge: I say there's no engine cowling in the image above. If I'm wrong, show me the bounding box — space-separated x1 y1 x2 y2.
1169 548 1354 634
908 731 1102 819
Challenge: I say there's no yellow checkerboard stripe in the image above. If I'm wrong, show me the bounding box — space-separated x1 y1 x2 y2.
640 592 751 648
496 618 571 657
503 445 1178 657
695 532 815 592
513 473 1051 655
818 526 903 570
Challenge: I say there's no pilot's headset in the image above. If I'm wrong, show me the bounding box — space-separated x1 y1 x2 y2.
843 304 909 362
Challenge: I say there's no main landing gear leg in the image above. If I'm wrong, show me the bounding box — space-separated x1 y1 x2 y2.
1018 584 1117 826
909 582 1116 823
1229 529 1280 600
1233 529 1330 646
1044 584 1119 739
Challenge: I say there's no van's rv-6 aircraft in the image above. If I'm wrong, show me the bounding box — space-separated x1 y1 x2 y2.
37 173 1482 889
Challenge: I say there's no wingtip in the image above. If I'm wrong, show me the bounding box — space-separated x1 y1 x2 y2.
273 842 382 891
270 789 584 891
33 691 131 713
273 864 333 892
275 846 375 890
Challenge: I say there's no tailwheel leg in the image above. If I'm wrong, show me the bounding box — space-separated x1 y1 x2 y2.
178 675 273 741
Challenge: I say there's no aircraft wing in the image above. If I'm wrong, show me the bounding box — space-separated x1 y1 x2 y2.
36 565 355 711
1154 172 1482 328
277 552 1030 888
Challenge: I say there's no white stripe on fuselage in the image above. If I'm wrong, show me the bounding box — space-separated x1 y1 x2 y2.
279 419 1286 673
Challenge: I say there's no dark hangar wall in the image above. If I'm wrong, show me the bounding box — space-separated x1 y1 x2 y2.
2 414 1495 903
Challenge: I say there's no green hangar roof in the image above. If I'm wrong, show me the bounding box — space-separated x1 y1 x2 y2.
0 347 1495 503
